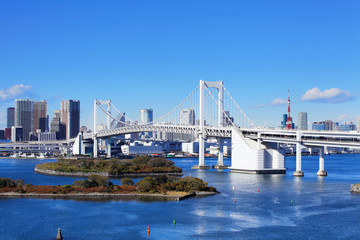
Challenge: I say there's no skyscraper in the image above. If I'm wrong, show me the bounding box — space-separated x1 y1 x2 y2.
139 108 153 124
15 99 34 141
60 100 80 139
298 112 308 130
7 107 15 128
50 110 61 140
33 100 47 132
180 109 195 125
139 108 153 138
111 113 126 129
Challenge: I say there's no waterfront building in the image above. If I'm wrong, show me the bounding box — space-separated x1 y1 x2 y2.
50 110 61 140
7 107 15 128
15 99 34 141
339 122 356 131
298 112 308 130
33 101 47 132
312 120 335 131
0 130 4 140
11 126 23 142
180 109 195 125
60 100 80 139
312 122 325 131
121 141 162 155
139 108 153 138
182 142 199 154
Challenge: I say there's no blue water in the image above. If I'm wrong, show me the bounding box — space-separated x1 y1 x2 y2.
1 155 360 239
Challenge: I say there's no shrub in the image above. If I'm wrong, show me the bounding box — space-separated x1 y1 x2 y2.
121 177 134 186
136 177 156 192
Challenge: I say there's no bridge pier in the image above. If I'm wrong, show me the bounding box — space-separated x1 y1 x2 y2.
214 137 228 169
317 147 327 176
93 137 98 158
293 132 304 177
107 139 111 158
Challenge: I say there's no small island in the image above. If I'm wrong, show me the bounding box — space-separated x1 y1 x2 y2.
35 156 183 178
0 174 217 201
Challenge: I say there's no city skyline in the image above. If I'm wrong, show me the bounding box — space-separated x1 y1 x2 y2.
0 1 359 129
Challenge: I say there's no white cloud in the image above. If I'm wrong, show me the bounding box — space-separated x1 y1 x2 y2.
301 87 354 103
0 84 33 101
255 97 287 108
337 114 350 122
270 98 287 106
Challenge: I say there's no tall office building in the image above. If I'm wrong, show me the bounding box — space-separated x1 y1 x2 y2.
223 111 234 126
50 110 61 140
7 107 15 128
140 108 153 138
60 100 80 139
33 100 47 132
15 99 34 141
111 113 126 129
298 112 308 130
180 109 195 125
179 109 196 141
139 109 153 124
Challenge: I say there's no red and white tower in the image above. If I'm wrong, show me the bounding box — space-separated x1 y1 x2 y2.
286 89 293 130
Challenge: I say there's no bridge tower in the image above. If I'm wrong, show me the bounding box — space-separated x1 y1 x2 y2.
192 80 225 169
93 99 111 158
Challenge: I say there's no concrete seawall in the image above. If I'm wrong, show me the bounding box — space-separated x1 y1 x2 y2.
34 168 183 178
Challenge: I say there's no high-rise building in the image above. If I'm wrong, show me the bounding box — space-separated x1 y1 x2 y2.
111 113 126 129
180 109 195 125
4 128 11 140
33 100 47 132
324 120 333 131
0 130 4 140
139 109 153 124
7 107 15 128
15 99 34 141
223 111 234 126
139 108 153 138
298 112 308 130
60 100 80 139
50 110 61 140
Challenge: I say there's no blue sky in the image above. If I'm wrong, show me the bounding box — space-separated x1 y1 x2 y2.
0 1 359 129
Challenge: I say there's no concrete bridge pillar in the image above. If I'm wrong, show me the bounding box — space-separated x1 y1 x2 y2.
214 137 228 169
107 139 111 158
293 132 304 177
93 137 98 158
317 147 327 176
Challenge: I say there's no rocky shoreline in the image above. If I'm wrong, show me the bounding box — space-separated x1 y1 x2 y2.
34 167 183 178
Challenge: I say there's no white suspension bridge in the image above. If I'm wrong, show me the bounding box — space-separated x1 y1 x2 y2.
2 80 360 177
